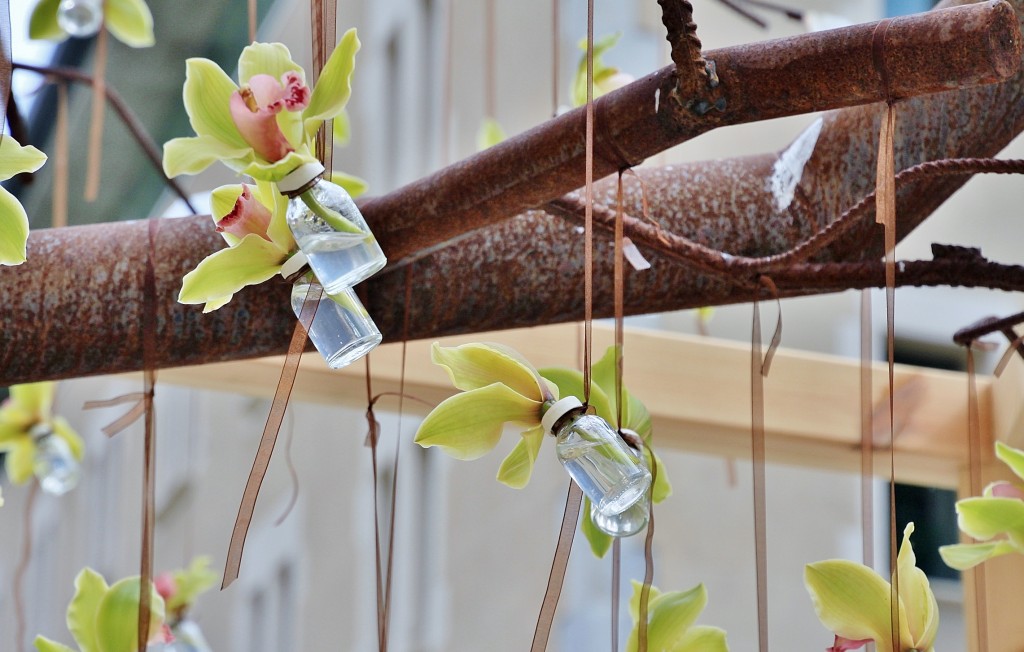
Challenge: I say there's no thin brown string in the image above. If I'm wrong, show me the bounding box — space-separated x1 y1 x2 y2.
248 0 257 42
365 370 387 651
84 26 107 202
0 0 11 147
966 347 989 651
137 218 160 651
614 173 625 429
860 290 875 570
611 538 621 652
272 410 299 526
993 335 1024 378
52 83 68 228
530 481 583 652
581 0 594 405
310 0 338 174
13 481 38 652
637 443 657 652
751 300 769 652
222 283 321 589
83 392 147 437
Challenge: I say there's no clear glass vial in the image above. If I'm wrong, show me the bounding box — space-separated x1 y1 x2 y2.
590 496 649 537
290 270 381 369
280 162 387 294
148 618 212 652
542 396 651 516
57 0 104 37
30 424 81 496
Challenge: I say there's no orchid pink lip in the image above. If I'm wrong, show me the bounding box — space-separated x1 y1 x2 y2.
154 572 177 600
215 186 273 241
990 481 1024 500
229 90 294 162
828 636 872 651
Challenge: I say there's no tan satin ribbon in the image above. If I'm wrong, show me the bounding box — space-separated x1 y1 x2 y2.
53 83 69 228
751 299 769 652
84 26 107 202
966 347 989 650
222 282 322 589
137 218 159 650
860 290 875 570
530 481 583 652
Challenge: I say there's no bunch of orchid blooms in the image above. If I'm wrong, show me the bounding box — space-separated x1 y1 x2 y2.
0 381 84 493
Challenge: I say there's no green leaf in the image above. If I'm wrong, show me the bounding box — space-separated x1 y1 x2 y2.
329 171 369 198
432 342 546 401
34 637 76 652
414 383 541 460
238 42 305 89
95 578 165 652
0 187 30 265
538 366 612 423
956 496 1024 546
676 625 729 652
939 540 1020 570
7 437 36 485
67 568 108 652
581 496 613 558
804 560 902 650
996 441 1024 482
476 117 506 151
28 0 67 41
0 137 48 180
304 29 360 139
105 0 155 48
178 234 287 308
496 425 545 488
181 58 247 147
162 135 252 178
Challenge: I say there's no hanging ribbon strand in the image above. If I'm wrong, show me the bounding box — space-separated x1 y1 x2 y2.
84 27 108 202
965 345 990 650
859 289 875 570
1 0 12 143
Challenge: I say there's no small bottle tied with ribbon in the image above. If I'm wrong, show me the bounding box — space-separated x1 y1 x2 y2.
541 396 651 519
31 422 81 496
278 161 387 295
280 251 381 369
588 427 650 537
56 0 104 37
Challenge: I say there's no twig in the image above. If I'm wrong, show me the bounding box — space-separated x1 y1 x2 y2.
12 61 198 214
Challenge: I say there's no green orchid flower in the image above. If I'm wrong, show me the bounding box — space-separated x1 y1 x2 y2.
34 568 167 652
476 117 506 151
626 581 729 652
539 346 672 557
571 32 635 108
0 382 84 486
0 137 47 266
805 523 938 652
414 342 558 474
29 0 155 47
940 441 1024 570
162 34 359 182
155 557 216 620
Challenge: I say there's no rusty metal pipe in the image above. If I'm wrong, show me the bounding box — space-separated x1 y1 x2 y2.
366 0 1021 265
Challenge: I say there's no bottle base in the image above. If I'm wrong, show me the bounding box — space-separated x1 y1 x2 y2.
324 332 383 369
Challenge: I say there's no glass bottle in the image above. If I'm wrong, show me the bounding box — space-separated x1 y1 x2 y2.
590 495 649 537
542 396 651 517
57 0 104 37
290 271 381 369
148 618 212 652
30 424 81 496
280 162 387 294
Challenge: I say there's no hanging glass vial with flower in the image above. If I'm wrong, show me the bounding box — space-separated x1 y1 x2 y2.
282 252 382 369
56 0 104 38
542 396 651 516
31 423 81 495
278 161 387 294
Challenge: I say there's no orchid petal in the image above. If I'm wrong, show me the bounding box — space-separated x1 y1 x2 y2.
330 171 369 198
627 582 707 652
432 342 547 402
33 637 75 652
581 496 613 558
628 580 663 623
240 149 316 182
496 425 545 489
166 557 217 613
804 560 896 650
11 382 54 420
29 0 66 40
940 540 1020 571
202 295 233 313
215 185 273 241
956 496 1024 546
0 421 25 446
52 417 85 461
648 448 673 503
538 366 612 423
676 625 729 652
238 43 304 89
95 578 165 652
7 437 36 485
181 59 247 148
414 383 542 460
105 0 155 48
986 481 1024 499
572 32 623 108
592 346 652 439
0 138 48 180
996 441 1024 483
230 91 295 162
476 117 506 151
162 135 252 178
210 184 246 222
254 181 295 252
0 186 30 265
67 568 108 652
303 29 360 138
332 108 351 145
896 523 938 649
178 235 287 308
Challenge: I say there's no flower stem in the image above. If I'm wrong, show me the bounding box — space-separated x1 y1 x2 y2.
300 189 363 234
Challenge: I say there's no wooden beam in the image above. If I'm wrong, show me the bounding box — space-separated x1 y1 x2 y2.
154 323 993 489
